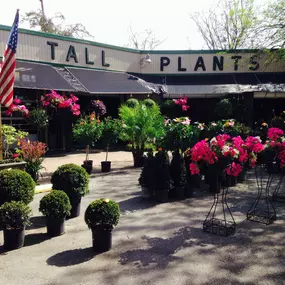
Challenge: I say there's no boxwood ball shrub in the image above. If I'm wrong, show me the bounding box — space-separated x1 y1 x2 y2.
85 198 120 230
0 169 36 206
143 98 156 108
51 164 89 200
39 190 71 220
125 98 139 108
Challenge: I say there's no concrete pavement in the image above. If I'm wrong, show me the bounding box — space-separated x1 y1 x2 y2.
0 167 285 285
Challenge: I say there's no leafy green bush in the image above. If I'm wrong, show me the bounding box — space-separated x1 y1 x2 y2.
143 98 156 108
215 98 233 119
28 108 49 129
154 150 171 191
170 150 187 188
0 169 35 205
125 98 139 108
85 198 120 229
39 190 71 219
0 201 31 229
51 164 89 200
138 151 156 190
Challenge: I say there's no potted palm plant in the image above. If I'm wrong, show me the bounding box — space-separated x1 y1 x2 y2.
101 118 121 172
0 201 31 250
51 164 89 218
73 113 103 174
119 101 165 167
85 198 120 253
39 190 71 237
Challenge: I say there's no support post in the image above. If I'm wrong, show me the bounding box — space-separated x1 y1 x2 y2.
0 104 2 160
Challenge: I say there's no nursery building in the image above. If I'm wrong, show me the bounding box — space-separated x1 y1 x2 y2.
1 24 285 151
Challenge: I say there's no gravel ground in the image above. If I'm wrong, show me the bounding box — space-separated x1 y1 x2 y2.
0 169 284 285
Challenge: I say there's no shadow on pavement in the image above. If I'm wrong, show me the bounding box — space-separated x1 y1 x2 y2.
118 196 157 214
46 247 96 267
24 233 50 247
27 216 46 230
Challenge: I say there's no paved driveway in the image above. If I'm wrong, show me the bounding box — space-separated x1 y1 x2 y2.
0 169 285 285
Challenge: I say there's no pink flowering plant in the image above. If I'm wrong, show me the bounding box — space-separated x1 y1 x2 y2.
5 97 30 117
40 90 80 116
173 96 190 112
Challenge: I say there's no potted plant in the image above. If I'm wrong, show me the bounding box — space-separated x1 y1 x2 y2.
154 150 171 203
119 101 165 167
0 201 31 250
138 151 155 198
0 169 35 206
101 118 121 172
39 190 71 237
16 139 47 183
73 113 103 174
85 198 120 253
51 163 89 218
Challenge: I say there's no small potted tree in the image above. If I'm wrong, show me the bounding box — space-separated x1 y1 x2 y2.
85 198 120 253
73 113 103 174
0 201 31 250
101 118 122 172
0 169 35 206
39 190 71 237
51 164 89 218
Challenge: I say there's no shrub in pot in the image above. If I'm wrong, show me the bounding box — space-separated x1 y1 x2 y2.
39 190 71 237
101 117 121 172
154 150 171 203
138 151 155 198
0 169 35 206
0 201 31 250
85 198 120 253
51 164 89 218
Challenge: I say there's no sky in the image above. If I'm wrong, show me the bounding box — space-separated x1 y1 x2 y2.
1 0 269 50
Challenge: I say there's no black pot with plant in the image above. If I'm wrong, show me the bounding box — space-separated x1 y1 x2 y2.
138 151 155 198
39 190 71 237
0 201 31 250
85 198 120 253
51 164 90 218
101 118 121 172
154 150 171 203
0 169 35 206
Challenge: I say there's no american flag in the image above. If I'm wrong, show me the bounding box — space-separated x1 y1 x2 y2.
0 10 19 108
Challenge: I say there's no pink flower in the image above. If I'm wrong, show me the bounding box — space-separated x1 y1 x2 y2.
268 128 284 141
173 99 180 105
70 94 79 102
190 163 200 175
182 104 190 111
13 98 21 105
164 119 170 126
5 109 12 116
226 162 243 177
12 153 19 158
181 118 191 125
73 111 80 116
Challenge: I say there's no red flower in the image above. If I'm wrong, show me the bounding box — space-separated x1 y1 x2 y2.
12 153 19 158
13 98 21 105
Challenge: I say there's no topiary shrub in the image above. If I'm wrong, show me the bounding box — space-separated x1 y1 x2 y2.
39 190 71 220
0 201 31 229
51 164 89 201
215 98 233 119
0 169 35 205
85 198 120 230
143 98 156 108
125 98 139 108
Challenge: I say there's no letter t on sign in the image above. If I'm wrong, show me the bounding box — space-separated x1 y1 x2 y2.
47 41 58 60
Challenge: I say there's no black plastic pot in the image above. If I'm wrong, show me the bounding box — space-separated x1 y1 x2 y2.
190 174 201 189
175 186 185 200
3 227 25 250
207 175 222 193
46 218 65 237
82 160 93 174
237 170 247 183
132 151 145 168
155 189 169 203
91 225 112 253
184 185 193 198
222 176 237 187
68 197 81 219
101 161 111 172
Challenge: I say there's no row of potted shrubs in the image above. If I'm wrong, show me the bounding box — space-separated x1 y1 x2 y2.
0 164 120 252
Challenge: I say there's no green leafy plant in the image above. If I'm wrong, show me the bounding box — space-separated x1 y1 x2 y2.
84 198 120 230
125 98 139 108
119 102 165 160
73 113 103 161
154 150 171 192
138 151 156 191
143 98 156 108
170 150 188 189
27 108 49 129
101 118 122 162
215 98 233 119
51 164 89 201
39 190 71 220
1 125 28 159
0 201 31 230
0 169 35 206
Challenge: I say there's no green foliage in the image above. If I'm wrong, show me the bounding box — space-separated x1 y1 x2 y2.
143 98 156 108
0 201 31 229
125 98 139 108
39 190 71 219
170 151 188 189
73 115 103 147
51 164 90 200
28 108 49 129
84 198 120 229
119 102 165 151
0 169 35 206
138 151 156 190
215 98 233 119
1 125 28 159
101 117 122 146
154 150 171 191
